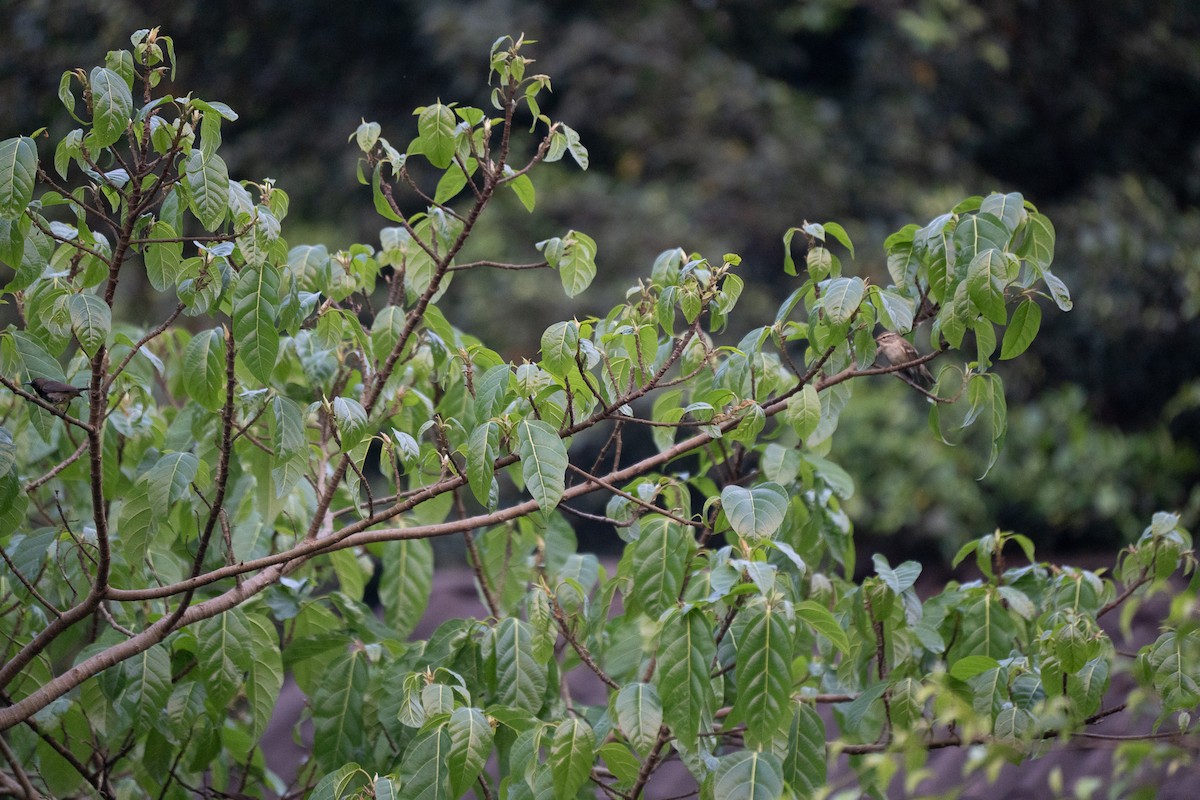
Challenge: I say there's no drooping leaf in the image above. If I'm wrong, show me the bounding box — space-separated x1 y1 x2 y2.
821 276 864 324
627 515 688 619
312 649 369 771
0 137 37 219
331 396 369 451
399 727 453 800
144 221 184 290
1000 299 1042 360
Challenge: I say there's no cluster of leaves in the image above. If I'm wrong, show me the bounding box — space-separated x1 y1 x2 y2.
0 30 1196 800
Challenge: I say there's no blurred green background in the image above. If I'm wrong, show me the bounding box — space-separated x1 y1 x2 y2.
3 0 1197 555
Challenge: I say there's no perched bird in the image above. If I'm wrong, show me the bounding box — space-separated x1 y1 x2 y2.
26 377 86 405
875 331 934 389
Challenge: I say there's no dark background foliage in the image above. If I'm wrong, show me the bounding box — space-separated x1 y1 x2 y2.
3 0 1197 553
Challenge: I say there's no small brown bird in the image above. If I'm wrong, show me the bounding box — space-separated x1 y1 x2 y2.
26 377 86 405
875 331 934 389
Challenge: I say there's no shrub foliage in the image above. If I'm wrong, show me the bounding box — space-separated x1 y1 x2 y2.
0 30 1195 800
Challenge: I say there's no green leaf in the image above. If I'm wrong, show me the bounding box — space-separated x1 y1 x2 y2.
966 248 1008 325
332 396 369 451
145 451 199 511
655 608 716 751
627 515 688 619
821 276 864 324
508 173 536 212
144 221 183 290
1018 212 1055 270
1000 299 1041 360
516 418 568 512
492 617 548 712
0 137 37 220
949 654 1001 681
184 151 230 231
311 764 368 800
822 220 855 258
399 727 454 799
119 644 172 733
447 707 494 798
67 293 111 357
312 649 369 771
731 597 794 748
415 102 457 169
549 717 595 799
785 384 821 439
794 600 851 654
614 682 662 756
1042 269 1073 312
599 742 641 787
88 67 133 148
244 613 283 742
232 263 281 384
782 702 826 795
557 230 597 298
467 421 499 507
182 327 226 411
876 289 915 333
711 750 784 800
379 538 433 639
721 482 788 540
540 320 579 379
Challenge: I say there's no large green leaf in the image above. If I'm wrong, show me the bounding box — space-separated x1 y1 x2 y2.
232 263 281 384
785 385 820 440
614 682 662 756
0 137 37 220
782 702 826 796
312 649 369 771
378 538 433 638
549 717 595 798
821 276 864 324
310 765 368 800
447 707 494 798
711 750 784 800
399 727 453 800
414 102 457 169
243 613 283 742
627 515 688 619
467 421 499 507
182 327 226 411
655 608 715 751
184 151 230 231
794 601 851 655
144 221 184 290
516 418 567 512
331 396 369 451
721 482 788 540
1000 299 1042 360
88 67 133 148
540 320 579 379
966 248 1008 325
119 644 172 734
492 617 548 712
731 597 794 748
68 293 111 357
